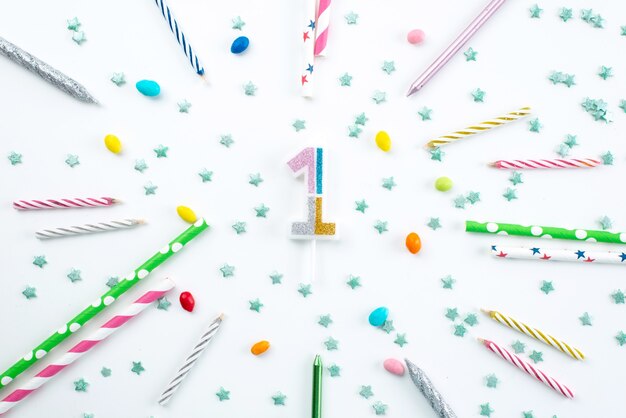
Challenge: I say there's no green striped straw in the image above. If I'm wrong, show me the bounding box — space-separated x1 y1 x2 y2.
0 218 209 388
465 220 626 244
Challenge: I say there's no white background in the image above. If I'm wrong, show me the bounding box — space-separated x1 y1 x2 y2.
0 0 625 417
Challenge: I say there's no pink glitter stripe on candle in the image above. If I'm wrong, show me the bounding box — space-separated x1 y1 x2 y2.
287 147 316 193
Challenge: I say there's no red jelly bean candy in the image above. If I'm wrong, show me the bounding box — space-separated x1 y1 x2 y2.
179 291 195 312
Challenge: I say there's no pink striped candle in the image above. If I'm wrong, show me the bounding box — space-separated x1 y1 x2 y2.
13 197 117 211
314 0 331 56
0 279 174 415
479 338 574 398
490 158 601 170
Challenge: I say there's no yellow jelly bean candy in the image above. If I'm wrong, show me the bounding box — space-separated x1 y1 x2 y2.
375 131 391 152
176 206 197 224
251 340 270 356
104 134 122 154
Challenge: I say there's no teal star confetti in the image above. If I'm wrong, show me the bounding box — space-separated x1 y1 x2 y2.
466 191 481 204
324 337 339 351
67 17 81 31
427 217 442 231
220 264 235 278
134 159 148 173
503 188 517 202
232 221 247 234
417 106 432 121
292 119 306 132
529 4 543 18
381 320 395 334
67 268 82 283
485 374 499 388
153 144 169 158
105 276 119 288
216 387 230 401
581 9 594 22
540 280 554 295
318 314 333 328
620 100 626 113
563 134 578 148
598 216 613 230
548 71 564 84
344 11 359 24
131 361 145 375
479 402 494 417
355 199 369 213
33 255 47 268
528 118 542 132
471 88 486 103
598 66 613 80
394 333 408 347
74 378 89 392
249 173 264 186
271 392 286 406
373 220 388 234
110 72 126 86
581 97 611 123
346 275 362 289
355 112 368 125
441 275 455 289
616 331 626 346
269 271 282 284
338 73 352 86
562 73 576 87
254 204 270 218
372 90 387 104
232 16 245 30
453 195 466 209
529 350 543 363
464 47 478 61
100 367 111 377
243 81 257 96
8 151 22 165
328 364 341 377
429 147 444 161
381 60 396 75
65 154 80 167
579 312 593 326
198 169 213 182
454 324 467 337
372 401 388 416
220 134 234 147
348 125 362 138
298 283 313 298
72 31 87 45
445 308 459 321
621 26 626 36
360 385 374 399
600 151 614 165
509 171 523 185
559 8 573 22
464 313 479 327
382 177 396 191
591 14 605 28
177 99 191 113
143 182 158 195
22 286 37 299
556 144 570 158
156 296 171 310
512 340 526 354
249 298 264 312
523 411 535 418
611 289 625 304
83 413 94 418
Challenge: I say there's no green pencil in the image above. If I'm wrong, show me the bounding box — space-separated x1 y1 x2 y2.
312 354 323 418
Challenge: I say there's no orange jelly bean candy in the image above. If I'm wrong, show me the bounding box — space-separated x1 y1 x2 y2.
405 232 422 254
251 340 270 356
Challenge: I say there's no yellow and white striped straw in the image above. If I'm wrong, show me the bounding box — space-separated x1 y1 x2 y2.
482 309 584 361
425 106 531 149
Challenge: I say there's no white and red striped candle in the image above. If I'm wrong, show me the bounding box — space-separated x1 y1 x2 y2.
314 0 331 56
490 158 601 170
13 197 117 211
479 338 574 398
0 279 174 415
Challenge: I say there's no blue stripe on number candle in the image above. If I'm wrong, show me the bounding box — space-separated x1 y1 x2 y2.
316 148 323 195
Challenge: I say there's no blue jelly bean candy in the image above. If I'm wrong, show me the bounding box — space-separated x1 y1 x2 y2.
230 36 250 54
368 307 389 327
135 80 161 97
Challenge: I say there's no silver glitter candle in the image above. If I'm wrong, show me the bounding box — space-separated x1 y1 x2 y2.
405 359 458 418
0 36 97 103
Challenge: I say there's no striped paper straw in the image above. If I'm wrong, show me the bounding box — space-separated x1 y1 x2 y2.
482 308 584 360
157 314 224 405
35 219 144 240
301 0 316 97
425 107 531 149
0 279 175 415
13 197 117 211
490 158 602 169
314 0 331 56
491 244 626 265
479 338 574 398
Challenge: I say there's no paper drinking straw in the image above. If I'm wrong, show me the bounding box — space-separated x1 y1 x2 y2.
481 308 584 360
0 279 175 415
406 0 506 96
311 354 322 418
0 36 97 103
491 244 626 266
425 107 531 149
490 158 602 169
405 359 457 418
158 314 224 406
478 338 574 398
13 197 117 211
35 219 144 240
314 0 331 56
301 0 316 97
466 220 626 244
0 219 209 389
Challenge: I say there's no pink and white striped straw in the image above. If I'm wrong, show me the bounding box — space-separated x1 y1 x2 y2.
491 158 602 170
479 338 574 398
0 279 175 415
13 197 117 211
314 0 331 56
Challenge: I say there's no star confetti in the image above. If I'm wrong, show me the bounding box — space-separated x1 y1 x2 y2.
523 411 535 418
372 90 387 104
33 255 47 268
417 106 432 121
464 313 479 327
548 71 564 84
110 72 126 86
580 9 605 28
359 385 374 399
354 113 368 125
600 151 614 165
528 118 542 132
153 144 169 158
372 401 388 416
579 312 593 326
131 361 145 375
143 182 158 195
198 169 213 182
347 275 362 289
67 17 81 31
466 191 481 204
540 280 555 295
177 99 191 113
254 204 270 218
243 81 257 96
249 173 264 186
509 171 523 185
344 11 359 24
471 88 486 103
556 144 570 158
74 378 89 392
249 298 264 312
348 125 362 138
445 308 459 321
454 324 467 337
67 268 82 283
220 264 235 278
382 177 396 190
134 159 148 173
621 26 626 36
156 297 171 310
231 16 245 30
512 340 526 354
220 134 235 147
464 47 478 61
441 275 455 289
394 333 408 347
581 98 612 123
563 134 578 148
355 199 368 213
292 119 306 132
620 100 626 113
324 337 339 351
616 331 626 346
72 31 87 45
502 188 517 202
529 4 543 18
318 314 333 328
485 374 499 388
529 350 543 363
328 364 341 377
559 8 573 22
598 66 613 80
65 154 80 167
339 73 352 86
598 216 613 230
298 283 313 298
22 286 36 299
381 60 396 75
7 151 22 165
427 217 442 231
216 387 231 401
373 220 388 234
269 271 282 284
271 392 286 406
106 277 119 288
381 320 395 334
429 147 444 161
453 195 466 209
232 221 247 234
480 402 494 417
100 367 112 377
611 289 625 304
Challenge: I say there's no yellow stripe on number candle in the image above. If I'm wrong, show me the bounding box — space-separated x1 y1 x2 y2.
482 309 585 361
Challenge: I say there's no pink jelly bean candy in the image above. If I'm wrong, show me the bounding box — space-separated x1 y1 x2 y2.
407 29 425 45
383 358 405 376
